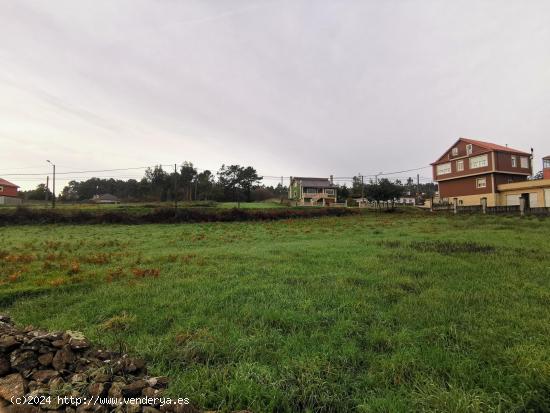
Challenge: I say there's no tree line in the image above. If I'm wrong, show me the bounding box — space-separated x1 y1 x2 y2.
18 162 437 205
26 163 286 203
338 176 437 205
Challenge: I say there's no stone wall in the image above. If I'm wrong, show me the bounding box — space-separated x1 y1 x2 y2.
0 315 202 413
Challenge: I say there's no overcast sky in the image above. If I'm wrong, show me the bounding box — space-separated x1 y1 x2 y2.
1 0 549 190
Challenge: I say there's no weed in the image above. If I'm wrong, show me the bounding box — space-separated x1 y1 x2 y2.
67 261 81 275
131 267 160 278
411 240 496 254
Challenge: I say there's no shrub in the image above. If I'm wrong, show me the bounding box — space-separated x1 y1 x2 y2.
0 207 359 225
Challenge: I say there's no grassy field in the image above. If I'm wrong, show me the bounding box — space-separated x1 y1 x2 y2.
1 212 550 412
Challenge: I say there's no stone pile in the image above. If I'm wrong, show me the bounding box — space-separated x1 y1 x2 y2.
0 315 198 413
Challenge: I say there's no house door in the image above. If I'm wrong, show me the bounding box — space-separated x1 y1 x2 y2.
545 189 550 207
520 193 531 208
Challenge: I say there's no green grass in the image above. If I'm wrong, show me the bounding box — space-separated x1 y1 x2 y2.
1 213 550 412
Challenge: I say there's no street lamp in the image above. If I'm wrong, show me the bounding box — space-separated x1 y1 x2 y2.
46 160 56 208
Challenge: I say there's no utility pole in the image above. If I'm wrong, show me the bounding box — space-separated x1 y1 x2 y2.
46 160 55 208
45 176 49 203
375 172 382 185
174 164 178 210
360 174 364 199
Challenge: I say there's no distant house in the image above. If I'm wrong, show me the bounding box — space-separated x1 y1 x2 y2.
90 194 120 204
0 178 22 205
397 195 416 205
289 177 337 206
432 137 532 207
544 155 550 180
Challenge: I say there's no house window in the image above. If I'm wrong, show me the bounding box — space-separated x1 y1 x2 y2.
466 144 473 155
436 163 452 175
452 147 458 156
520 157 529 169
544 159 550 169
324 189 335 195
305 188 320 194
511 156 517 167
0 186 3 192
476 177 487 189
469 154 488 169
456 160 464 172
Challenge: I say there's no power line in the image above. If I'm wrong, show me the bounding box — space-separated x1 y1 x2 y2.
2 163 434 182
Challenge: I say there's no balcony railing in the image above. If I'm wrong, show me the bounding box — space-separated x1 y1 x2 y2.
303 192 335 198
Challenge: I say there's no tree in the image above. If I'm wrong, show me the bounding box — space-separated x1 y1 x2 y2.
145 165 170 201
179 162 197 201
365 179 404 210
338 184 350 201
239 166 262 202
20 184 52 201
217 165 262 206
195 170 214 200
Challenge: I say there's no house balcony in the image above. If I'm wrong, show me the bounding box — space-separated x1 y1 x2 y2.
302 191 335 199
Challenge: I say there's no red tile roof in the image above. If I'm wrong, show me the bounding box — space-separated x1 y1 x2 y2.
460 137 530 155
0 178 19 188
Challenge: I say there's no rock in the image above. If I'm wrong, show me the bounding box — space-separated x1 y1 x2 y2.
38 345 53 354
0 356 10 376
0 315 12 324
40 397 63 410
160 404 200 413
48 376 65 391
126 403 142 413
107 381 124 400
76 405 108 413
142 386 162 398
0 373 27 399
7 404 41 413
20 340 40 352
143 407 162 413
0 320 176 413
27 380 40 392
147 377 169 389
9 350 38 375
87 382 109 398
70 373 88 383
0 336 19 352
89 370 111 382
121 380 147 397
69 338 90 351
37 352 53 367
31 369 59 383
52 345 75 370
51 339 66 348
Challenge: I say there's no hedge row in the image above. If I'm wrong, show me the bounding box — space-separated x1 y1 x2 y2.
0 206 358 225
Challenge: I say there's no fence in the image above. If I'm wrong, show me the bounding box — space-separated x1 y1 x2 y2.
431 203 550 216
